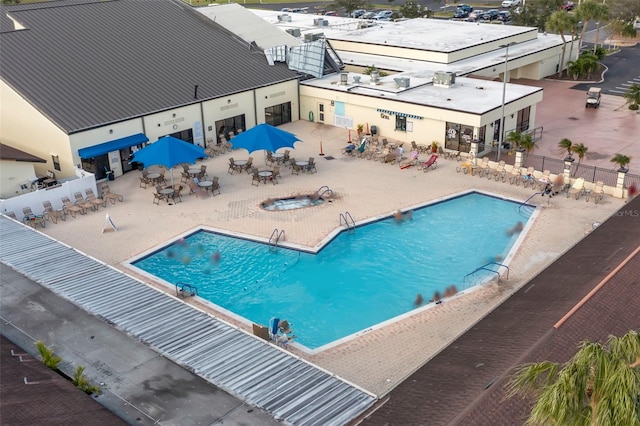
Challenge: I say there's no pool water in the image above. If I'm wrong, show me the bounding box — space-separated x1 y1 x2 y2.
132 192 532 350
262 196 324 211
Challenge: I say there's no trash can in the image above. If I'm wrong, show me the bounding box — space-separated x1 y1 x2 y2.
371 125 378 135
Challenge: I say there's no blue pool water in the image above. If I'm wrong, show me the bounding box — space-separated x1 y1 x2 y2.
132 192 533 350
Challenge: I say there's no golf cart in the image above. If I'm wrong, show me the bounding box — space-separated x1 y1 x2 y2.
586 87 601 108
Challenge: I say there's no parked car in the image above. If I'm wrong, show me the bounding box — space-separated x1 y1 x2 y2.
351 9 366 18
497 11 512 21
457 4 473 13
361 11 378 19
324 11 339 16
374 10 393 20
454 9 469 19
562 1 575 10
469 9 484 19
482 9 500 20
501 0 520 7
280 8 293 12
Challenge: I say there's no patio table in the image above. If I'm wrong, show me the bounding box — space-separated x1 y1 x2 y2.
188 168 201 177
147 172 161 184
272 153 284 163
198 180 213 193
258 170 273 184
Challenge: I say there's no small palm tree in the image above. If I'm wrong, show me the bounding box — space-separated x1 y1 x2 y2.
572 143 588 176
519 133 535 159
507 330 640 425
35 341 62 369
567 59 586 80
611 153 631 171
623 83 640 110
506 131 523 150
557 138 573 158
579 52 599 80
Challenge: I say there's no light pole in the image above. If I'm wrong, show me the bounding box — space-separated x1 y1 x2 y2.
496 42 516 162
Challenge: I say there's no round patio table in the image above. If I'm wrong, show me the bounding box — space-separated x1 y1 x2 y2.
147 172 161 184
234 160 247 167
198 180 213 192
258 170 273 184
272 153 284 163
159 188 174 196
188 168 201 177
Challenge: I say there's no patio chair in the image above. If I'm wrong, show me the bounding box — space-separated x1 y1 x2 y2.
85 188 107 209
271 166 281 179
43 200 66 223
61 196 85 217
73 192 94 212
567 177 586 199
244 157 254 174
308 157 317 173
139 172 150 189
211 176 221 196
5 211 18 220
373 147 390 162
291 161 301 175
153 185 169 205
421 154 438 172
22 207 46 229
282 150 291 164
100 183 123 204
170 185 183 204
200 164 208 179
251 170 260 186
586 180 604 204
266 151 275 165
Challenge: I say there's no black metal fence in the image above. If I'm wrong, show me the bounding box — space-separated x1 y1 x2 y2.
481 150 640 189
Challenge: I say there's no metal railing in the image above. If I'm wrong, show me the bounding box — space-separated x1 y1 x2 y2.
339 212 355 233
269 228 285 251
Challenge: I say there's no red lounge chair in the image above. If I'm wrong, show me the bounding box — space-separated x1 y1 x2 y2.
421 154 438 172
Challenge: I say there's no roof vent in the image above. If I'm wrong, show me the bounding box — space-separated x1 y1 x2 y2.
278 14 292 22
339 72 349 85
353 76 361 83
286 28 301 37
370 70 380 85
394 77 410 88
303 32 324 42
433 71 456 87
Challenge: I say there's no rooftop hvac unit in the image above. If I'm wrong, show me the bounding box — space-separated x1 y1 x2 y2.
286 28 301 37
394 77 410 88
370 70 380 85
313 18 329 26
433 71 456 87
277 14 292 22
339 72 348 85
304 32 324 42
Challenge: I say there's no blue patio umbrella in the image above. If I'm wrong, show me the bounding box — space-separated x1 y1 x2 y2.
131 136 205 185
229 123 300 155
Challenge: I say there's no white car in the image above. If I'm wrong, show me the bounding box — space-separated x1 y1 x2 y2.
501 0 520 7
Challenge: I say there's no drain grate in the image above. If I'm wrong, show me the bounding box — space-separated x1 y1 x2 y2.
568 117 579 120
324 156 335 160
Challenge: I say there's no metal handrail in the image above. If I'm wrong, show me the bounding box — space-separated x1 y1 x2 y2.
268 228 285 251
339 211 355 233
463 262 509 283
175 282 198 298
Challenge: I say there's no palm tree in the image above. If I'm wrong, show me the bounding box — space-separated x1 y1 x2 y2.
507 330 640 426
547 11 573 78
557 138 573 158
519 133 535 159
592 3 609 53
611 153 631 171
623 83 640 110
506 131 523 150
572 143 588 176
576 0 601 52
579 52 599 80
567 59 586 80
566 14 580 64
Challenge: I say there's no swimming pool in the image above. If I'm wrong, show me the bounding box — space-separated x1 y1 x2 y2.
131 192 534 351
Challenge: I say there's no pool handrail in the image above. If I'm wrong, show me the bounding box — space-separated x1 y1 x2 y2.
463 262 509 284
339 212 355 233
269 228 285 251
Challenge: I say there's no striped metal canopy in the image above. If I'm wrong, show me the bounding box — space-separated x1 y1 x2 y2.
376 108 424 120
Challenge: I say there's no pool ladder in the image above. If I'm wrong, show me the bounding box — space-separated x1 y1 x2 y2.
316 185 333 200
175 282 198 298
269 228 285 251
339 211 355 234
463 262 509 285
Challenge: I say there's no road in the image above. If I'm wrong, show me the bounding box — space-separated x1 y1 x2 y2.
571 44 640 98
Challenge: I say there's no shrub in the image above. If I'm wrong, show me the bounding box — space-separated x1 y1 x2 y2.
35 341 62 369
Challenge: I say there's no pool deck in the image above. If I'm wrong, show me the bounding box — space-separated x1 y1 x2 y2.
36 116 625 398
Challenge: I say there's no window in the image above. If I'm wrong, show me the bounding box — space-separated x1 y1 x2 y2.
52 155 61 171
517 106 531 132
395 115 407 131
265 102 292 126
318 103 324 122
216 115 246 144
493 119 501 143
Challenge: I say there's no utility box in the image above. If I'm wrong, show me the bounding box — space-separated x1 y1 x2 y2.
585 87 601 108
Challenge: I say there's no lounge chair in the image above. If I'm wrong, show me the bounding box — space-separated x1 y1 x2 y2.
43 200 66 223
85 188 107 209
61 196 84 217
476 157 490 177
400 150 420 168
342 143 357 156
421 154 438 172
507 167 521 185
100 183 123 204
4 211 18 220
567 177 585 199
490 160 506 182
373 147 390 162
520 167 536 188
536 170 551 190
586 181 604 204
74 191 95 212
22 207 46 228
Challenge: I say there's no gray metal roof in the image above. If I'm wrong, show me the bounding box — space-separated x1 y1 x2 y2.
0 0 299 134
0 215 377 425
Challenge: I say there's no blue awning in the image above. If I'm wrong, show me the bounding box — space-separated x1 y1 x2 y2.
78 133 149 159
376 108 424 120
